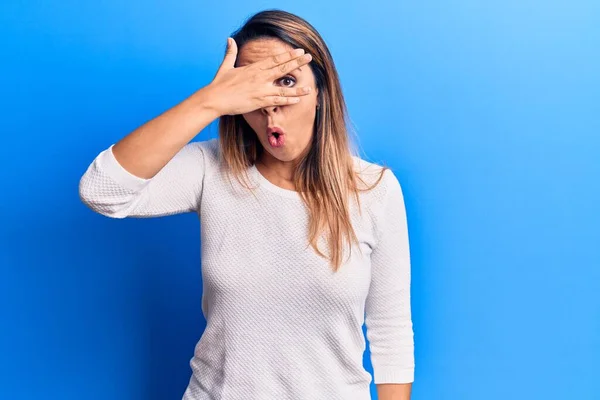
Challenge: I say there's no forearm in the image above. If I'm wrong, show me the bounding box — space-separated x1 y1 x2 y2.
376 383 412 400
111 85 221 179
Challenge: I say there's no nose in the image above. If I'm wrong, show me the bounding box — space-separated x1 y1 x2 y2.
261 105 279 115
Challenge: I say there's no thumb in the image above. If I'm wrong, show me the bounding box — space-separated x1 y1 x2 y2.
216 37 238 75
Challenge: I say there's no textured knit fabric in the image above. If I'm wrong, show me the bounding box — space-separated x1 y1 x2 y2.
78 138 415 400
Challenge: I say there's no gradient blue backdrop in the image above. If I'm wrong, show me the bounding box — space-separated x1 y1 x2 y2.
1 1 598 399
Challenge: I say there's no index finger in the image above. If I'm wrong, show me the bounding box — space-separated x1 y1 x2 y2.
257 48 306 71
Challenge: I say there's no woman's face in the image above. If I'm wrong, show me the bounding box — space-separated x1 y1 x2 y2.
237 38 319 164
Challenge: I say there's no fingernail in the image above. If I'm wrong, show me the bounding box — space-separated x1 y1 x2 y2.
294 48 305 56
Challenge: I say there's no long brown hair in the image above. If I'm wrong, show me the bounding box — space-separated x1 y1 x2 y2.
219 9 387 272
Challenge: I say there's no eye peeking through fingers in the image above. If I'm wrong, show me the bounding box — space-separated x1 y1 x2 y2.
276 75 296 88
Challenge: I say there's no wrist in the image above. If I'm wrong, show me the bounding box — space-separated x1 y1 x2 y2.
186 84 223 121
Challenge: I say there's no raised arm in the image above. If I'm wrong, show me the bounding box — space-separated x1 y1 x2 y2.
79 38 313 218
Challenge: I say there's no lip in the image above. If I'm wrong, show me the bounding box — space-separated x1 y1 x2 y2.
266 125 286 148
267 126 285 137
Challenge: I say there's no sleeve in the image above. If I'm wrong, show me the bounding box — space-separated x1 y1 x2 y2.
78 141 207 218
364 169 415 384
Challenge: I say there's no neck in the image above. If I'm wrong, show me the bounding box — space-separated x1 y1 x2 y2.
256 155 297 190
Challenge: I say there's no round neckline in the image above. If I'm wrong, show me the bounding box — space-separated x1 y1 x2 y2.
250 163 303 199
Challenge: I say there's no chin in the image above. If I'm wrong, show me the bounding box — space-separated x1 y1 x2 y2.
265 148 295 162
259 135 312 163
261 145 301 164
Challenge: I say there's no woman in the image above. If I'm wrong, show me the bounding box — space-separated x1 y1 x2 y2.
79 9 415 400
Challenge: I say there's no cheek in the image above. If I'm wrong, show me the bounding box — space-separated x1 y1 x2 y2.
289 95 317 119
295 102 317 127
241 112 261 130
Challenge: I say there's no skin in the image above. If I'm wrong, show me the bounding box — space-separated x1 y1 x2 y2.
236 38 320 191
377 383 412 400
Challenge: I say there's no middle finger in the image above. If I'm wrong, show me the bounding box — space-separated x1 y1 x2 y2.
270 53 313 79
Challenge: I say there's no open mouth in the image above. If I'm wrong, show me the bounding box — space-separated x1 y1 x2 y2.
267 127 285 148
267 126 285 147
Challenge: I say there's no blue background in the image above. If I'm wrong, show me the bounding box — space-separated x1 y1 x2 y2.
1 1 598 399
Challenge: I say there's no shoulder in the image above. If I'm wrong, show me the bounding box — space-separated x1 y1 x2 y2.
186 138 223 174
351 155 403 200
191 137 220 162
350 156 407 244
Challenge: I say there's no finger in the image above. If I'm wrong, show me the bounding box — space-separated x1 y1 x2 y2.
263 95 302 106
270 86 312 98
269 53 313 78
257 48 305 71
216 37 238 75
